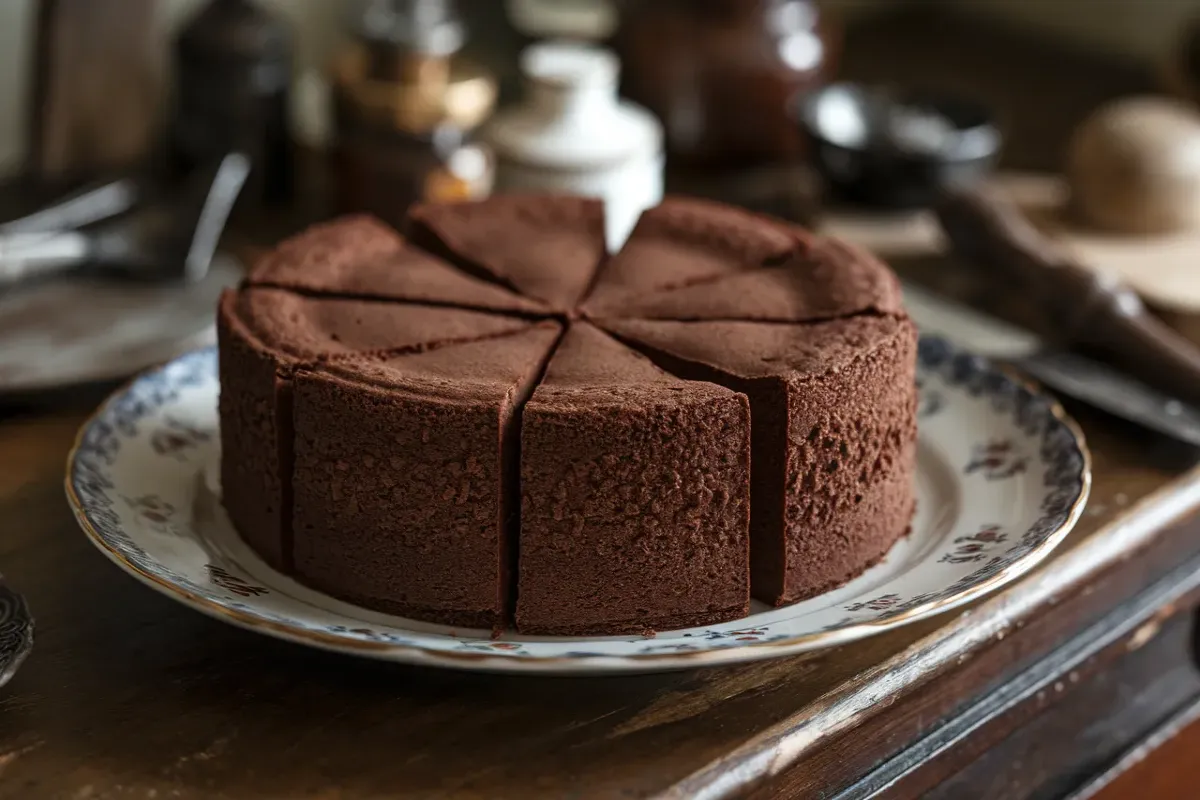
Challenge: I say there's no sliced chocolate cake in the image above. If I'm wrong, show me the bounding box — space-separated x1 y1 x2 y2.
218 288 530 572
599 315 918 605
406 195 607 310
290 324 561 630
583 196 806 313
600 237 903 322
218 194 921 636
247 215 546 314
518 322 751 635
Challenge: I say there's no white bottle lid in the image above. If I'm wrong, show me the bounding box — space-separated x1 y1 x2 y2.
484 40 664 250
485 40 661 172
520 40 619 91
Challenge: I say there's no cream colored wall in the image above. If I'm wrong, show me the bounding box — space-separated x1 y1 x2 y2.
0 0 1194 174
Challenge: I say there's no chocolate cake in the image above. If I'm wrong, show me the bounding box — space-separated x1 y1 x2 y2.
518 322 751 635
219 196 918 634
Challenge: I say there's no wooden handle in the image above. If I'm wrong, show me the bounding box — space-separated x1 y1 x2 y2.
935 185 1200 407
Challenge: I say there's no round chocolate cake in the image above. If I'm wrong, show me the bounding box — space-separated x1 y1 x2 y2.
219 195 918 636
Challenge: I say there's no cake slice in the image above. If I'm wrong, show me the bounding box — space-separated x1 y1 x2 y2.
582 197 804 312
247 215 547 315
517 322 751 635
218 287 531 572
406 195 607 311
597 238 903 322
290 323 562 630
599 315 918 605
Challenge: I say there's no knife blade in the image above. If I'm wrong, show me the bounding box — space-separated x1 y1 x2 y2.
904 281 1200 446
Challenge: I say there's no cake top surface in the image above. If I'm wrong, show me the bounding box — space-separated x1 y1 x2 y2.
598 315 908 381
407 195 606 310
590 237 903 322
250 215 404 281
222 287 529 361
319 323 562 403
247 215 546 315
584 196 805 309
538 321 683 388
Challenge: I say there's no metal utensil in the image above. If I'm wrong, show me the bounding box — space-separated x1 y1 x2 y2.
0 153 249 287
0 173 143 235
905 281 1200 446
935 185 1200 409
795 83 1001 208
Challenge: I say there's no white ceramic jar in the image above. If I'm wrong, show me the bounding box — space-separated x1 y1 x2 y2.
482 40 664 251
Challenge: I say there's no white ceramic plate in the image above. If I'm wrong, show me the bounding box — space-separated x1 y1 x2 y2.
0 255 239 393
66 338 1090 674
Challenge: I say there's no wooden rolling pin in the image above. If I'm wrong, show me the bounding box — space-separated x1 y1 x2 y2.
935 185 1200 408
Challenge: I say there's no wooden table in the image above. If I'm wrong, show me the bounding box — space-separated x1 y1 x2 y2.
4 9 1200 799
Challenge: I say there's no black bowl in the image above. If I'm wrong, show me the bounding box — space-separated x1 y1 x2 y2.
795 82 1002 209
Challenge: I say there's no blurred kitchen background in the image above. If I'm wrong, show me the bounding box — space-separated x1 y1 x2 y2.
9 0 1200 401
0 0 1192 175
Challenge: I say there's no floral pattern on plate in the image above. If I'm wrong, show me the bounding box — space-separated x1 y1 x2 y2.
0 575 34 687
65 338 1090 674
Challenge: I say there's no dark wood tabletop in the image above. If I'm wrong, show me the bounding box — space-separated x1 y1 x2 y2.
3 8 1200 799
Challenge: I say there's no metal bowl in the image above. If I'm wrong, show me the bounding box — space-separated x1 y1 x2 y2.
795 82 1001 208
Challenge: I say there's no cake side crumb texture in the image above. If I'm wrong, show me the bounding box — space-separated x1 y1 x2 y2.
518 322 751 635
597 315 918 605
291 324 561 629
218 296 293 571
218 287 534 582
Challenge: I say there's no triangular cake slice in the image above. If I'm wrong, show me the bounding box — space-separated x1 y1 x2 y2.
583 197 803 312
406 195 606 310
595 237 903 322
517 322 751 635
222 287 529 361
247 215 547 314
598 316 918 606
218 287 531 572
291 323 562 630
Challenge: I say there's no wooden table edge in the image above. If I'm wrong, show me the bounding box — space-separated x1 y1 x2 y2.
658 463 1200 800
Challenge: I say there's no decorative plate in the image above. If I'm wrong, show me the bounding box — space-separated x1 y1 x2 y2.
0 575 34 687
65 338 1090 674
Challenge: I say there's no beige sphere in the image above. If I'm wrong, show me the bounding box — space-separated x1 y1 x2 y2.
1067 95 1200 235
